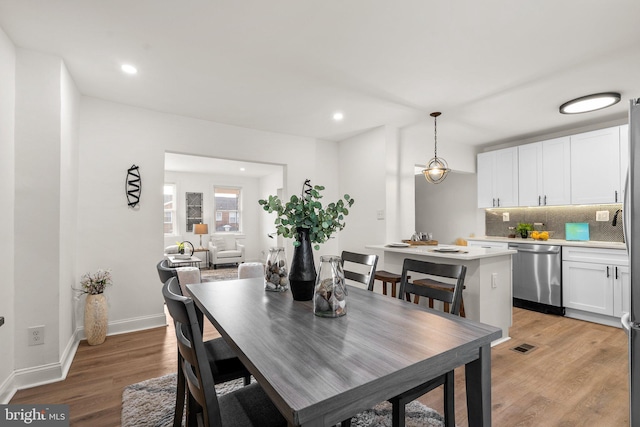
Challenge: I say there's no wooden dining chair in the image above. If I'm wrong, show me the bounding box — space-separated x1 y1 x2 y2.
341 251 378 290
163 279 287 427
391 258 467 427
164 277 251 427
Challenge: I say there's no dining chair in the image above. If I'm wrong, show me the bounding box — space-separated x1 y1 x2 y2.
157 259 178 284
164 277 252 427
340 251 379 290
391 258 467 427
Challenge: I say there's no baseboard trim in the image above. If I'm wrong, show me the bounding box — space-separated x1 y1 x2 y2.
76 312 167 340
3 312 166 402
0 371 16 404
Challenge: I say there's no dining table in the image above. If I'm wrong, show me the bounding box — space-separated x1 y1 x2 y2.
187 278 502 427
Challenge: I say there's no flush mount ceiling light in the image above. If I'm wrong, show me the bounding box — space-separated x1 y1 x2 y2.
559 92 621 114
422 112 451 184
121 64 138 75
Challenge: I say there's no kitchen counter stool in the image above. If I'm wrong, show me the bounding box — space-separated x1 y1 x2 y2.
413 278 466 317
373 270 409 298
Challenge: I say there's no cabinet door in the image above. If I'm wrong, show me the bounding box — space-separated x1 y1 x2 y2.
613 264 630 318
570 127 621 204
541 136 571 205
518 142 542 206
563 261 613 315
477 151 495 208
494 147 519 207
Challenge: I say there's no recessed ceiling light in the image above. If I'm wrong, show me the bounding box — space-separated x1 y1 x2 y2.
333 112 344 121
559 92 621 114
121 64 138 75
240 167 245 171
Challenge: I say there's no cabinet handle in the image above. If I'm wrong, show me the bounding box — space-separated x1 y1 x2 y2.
497 198 500 207
606 266 610 278
492 198 495 207
615 191 618 203
544 195 547 205
538 195 541 206
615 266 619 280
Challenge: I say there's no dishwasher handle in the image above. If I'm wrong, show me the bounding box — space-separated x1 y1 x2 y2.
508 245 561 254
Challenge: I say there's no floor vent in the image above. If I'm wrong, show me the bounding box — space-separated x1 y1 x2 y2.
510 343 536 354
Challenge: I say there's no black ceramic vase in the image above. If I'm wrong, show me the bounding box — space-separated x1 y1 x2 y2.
288 229 317 301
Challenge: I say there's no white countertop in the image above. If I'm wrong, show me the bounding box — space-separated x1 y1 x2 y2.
365 244 516 260
467 236 626 250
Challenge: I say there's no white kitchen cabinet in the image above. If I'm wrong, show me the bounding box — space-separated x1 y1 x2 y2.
562 246 628 320
518 136 571 206
477 147 518 208
570 126 622 204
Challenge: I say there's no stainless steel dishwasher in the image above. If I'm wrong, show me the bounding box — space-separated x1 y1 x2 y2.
508 242 564 315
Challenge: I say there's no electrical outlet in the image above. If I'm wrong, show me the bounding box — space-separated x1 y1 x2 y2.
491 273 498 289
376 210 385 220
502 213 509 222
28 326 45 346
596 211 609 221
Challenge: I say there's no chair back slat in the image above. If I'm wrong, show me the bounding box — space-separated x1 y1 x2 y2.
162 278 223 426
399 258 466 315
341 251 379 291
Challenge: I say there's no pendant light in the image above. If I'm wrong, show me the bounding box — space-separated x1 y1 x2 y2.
422 112 451 184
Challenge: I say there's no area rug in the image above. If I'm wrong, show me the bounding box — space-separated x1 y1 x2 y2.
200 266 238 282
121 373 445 427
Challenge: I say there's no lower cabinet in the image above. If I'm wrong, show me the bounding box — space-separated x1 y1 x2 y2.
562 247 629 322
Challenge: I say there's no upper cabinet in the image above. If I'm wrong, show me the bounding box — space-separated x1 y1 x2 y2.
570 126 622 204
477 147 518 208
478 124 627 208
518 136 571 206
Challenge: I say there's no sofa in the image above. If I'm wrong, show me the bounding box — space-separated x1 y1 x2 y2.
209 234 245 268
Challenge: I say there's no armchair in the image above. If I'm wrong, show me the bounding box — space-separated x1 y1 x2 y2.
208 234 245 268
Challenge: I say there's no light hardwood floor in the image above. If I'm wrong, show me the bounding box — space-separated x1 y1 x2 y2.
10 308 629 426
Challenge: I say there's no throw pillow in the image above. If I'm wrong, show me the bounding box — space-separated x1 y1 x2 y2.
164 245 179 254
212 237 226 251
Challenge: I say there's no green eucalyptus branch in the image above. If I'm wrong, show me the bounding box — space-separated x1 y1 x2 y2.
258 179 355 250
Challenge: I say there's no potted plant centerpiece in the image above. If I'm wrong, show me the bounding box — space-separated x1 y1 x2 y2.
259 179 354 301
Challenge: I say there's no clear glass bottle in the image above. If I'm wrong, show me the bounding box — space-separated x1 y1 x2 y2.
264 247 289 292
314 255 347 317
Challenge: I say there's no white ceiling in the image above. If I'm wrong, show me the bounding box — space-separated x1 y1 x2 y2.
165 153 283 178
1 0 639 147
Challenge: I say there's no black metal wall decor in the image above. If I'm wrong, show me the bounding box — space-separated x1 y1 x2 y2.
126 164 142 208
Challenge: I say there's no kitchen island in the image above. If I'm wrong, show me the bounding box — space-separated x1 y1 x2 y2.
366 244 516 343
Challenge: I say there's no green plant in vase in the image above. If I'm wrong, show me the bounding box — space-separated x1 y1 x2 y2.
258 179 354 300
515 222 533 239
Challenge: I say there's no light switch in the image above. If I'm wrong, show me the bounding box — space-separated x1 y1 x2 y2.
596 211 609 221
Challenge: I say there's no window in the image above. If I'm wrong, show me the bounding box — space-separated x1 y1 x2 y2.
186 192 203 232
164 184 177 235
214 187 241 232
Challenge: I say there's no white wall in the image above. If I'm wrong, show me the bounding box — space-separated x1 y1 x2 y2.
14 49 64 371
0 25 16 402
415 172 479 244
59 61 80 360
258 171 285 258
338 126 387 253
164 170 264 262
77 97 340 335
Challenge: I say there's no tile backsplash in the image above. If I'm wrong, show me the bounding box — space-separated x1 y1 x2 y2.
485 204 624 242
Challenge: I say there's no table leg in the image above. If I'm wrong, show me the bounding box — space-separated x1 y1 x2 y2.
465 344 491 427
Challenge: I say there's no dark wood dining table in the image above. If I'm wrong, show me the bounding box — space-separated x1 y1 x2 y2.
187 278 501 427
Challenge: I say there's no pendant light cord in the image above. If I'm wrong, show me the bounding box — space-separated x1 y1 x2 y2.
433 115 438 158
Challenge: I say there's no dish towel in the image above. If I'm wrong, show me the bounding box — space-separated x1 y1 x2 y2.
177 267 201 296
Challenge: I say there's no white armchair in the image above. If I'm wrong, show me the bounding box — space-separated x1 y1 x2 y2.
209 234 245 268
